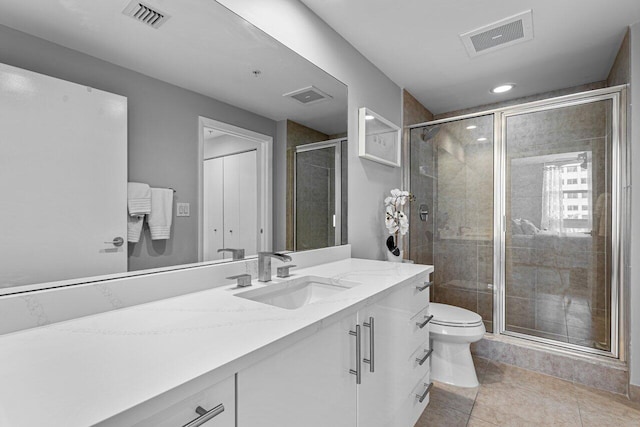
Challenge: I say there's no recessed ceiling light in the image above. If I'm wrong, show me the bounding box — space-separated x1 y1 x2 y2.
490 84 515 94
466 125 477 130
365 115 375 120
477 137 488 142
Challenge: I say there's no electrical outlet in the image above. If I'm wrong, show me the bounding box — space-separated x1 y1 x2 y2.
176 202 190 217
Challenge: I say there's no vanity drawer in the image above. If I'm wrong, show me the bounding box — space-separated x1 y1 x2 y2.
408 273 432 316
392 370 432 427
408 342 432 381
375 273 430 319
408 305 431 351
133 375 235 427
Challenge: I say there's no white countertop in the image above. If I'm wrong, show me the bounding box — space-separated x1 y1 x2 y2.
0 258 432 427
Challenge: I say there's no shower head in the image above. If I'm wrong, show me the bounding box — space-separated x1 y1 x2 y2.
421 126 441 141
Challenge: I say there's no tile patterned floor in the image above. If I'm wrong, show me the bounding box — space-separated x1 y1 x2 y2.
415 357 640 426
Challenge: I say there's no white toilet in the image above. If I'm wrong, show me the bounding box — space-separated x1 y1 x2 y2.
429 303 486 388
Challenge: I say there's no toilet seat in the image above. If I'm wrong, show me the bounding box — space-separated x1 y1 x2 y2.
429 303 483 327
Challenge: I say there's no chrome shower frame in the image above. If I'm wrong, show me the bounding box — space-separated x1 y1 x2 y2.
405 85 628 361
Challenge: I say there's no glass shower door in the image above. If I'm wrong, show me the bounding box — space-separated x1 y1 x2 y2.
294 140 343 251
503 99 614 352
409 115 494 332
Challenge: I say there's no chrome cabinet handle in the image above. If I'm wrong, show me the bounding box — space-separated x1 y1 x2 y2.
416 315 434 329
416 348 433 366
416 281 433 292
349 325 361 384
416 382 433 403
183 404 224 427
363 317 375 373
105 237 124 247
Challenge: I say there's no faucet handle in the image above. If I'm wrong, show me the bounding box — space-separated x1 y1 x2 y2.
276 265 297 278
218 248 245 260
227 274 252 288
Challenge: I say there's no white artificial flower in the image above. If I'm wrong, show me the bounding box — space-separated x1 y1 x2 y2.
384 188 412 237
398 212 409 235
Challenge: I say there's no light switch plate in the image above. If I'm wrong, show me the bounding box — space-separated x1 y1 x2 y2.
176 202 190 217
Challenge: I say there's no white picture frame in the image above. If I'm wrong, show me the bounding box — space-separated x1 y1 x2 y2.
358 107 401 167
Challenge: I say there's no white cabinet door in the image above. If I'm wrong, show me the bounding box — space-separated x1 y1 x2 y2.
203 157 224 261
238 314 358 427
357 276 431 427
0 62 127 287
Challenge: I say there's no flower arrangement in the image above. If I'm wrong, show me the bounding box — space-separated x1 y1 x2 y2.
384 188 414 256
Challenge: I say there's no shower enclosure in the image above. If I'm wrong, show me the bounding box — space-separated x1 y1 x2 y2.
294 139 347 251
408 87 626 358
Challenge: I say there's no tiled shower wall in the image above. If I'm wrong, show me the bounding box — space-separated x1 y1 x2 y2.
285 120 328 250
404 89 434 267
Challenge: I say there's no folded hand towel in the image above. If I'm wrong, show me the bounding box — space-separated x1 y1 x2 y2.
127 214 145 243
128 182 151 216
149 188 173 240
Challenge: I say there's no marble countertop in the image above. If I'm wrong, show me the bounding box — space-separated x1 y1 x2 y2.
0 258 432 427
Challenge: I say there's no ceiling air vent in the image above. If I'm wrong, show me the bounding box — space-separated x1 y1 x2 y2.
123 1 170 29
283 86 332 105
460 10 533 57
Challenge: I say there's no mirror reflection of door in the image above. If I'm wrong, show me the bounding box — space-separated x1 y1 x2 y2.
294 139 345 251
0 62 128 288
204 151 257 261
202 124 266 261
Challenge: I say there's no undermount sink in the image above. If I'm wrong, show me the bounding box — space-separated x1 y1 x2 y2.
235 275 361 310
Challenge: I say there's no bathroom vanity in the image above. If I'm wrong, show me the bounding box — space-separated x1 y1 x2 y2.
0 255 433 427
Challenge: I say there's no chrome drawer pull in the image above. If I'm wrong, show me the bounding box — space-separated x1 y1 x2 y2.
416 315 434 329
363 317 375 373
349 325 362 384
183 404 224 427
416 281 433 292
416 348 433 366
416 382 434 403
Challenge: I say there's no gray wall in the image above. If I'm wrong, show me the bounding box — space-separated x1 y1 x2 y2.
0 24 276 271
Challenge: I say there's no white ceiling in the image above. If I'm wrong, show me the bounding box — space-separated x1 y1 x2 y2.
0 0 347 135
301 0 640 115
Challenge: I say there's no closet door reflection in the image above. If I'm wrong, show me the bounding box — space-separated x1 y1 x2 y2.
504 99 613 351
203 150 257 261
294 140 343 251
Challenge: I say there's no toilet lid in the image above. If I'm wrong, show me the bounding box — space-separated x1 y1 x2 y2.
429 303 483 327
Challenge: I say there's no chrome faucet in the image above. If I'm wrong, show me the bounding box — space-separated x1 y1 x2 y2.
258 252 293 282
217 248 245 260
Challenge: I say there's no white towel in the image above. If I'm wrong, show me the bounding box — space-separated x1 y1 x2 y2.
148 188 173 240
127 214 144 243
128 182 151 216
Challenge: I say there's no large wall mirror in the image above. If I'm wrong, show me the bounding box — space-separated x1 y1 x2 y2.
0 0 347 294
